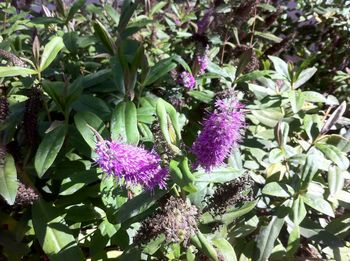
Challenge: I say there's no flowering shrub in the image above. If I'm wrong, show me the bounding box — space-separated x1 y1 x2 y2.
0 1 349 260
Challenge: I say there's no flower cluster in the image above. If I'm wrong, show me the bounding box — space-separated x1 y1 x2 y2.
95 140 168 190
135 196 198 245
0 96 9 123
178 71 196 89
14 182 39 208
191 97 245 171
205 175 254 215
196 49 209 75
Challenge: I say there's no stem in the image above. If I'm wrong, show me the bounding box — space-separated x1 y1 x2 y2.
250 7 257 46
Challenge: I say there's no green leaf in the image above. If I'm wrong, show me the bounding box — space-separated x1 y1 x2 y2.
0 154 18 205
156 98 182 153
328 165 344 201
303 114 320 142
115 189 167 224
255 216 284 261
118 0 138 32
111 101 139 145
316 143 349 170
286 227 300 257
320 101 347 134
262 182 294 198
187 90 215 104
302 193 334 217
170 158 196 193
294 67 317 88
105 4 120 25
194 168 243 183
303 91 326 103
143 58 176 86
100 175 127 217
250 109 283 128
144 235 166 255
288 90 305 113
0 66 37 77
59 169 99 196
236 48 253 77
268 56 289 79
191 232 218 261
74 111 109 149
291 196 306 225
93 20 116 55
34 125 66 178
300 155 318 188
255 31 283 43
39 36 65 72
236 70 271 82
66 0 85 23
212 238 237 261
32 200 84 261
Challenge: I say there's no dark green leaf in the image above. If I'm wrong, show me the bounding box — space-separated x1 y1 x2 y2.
74 111 109 149
32 200 84 261
34 125 66 178
143 58 177 86
111 101 139 145
0 153 18 205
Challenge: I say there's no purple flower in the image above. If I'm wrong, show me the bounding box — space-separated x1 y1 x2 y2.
95 140 168 190
178 71 195 89
191 97 245 172
196 52 209 75
197 9 213 35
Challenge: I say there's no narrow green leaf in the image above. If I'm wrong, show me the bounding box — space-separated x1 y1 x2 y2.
303 193 334 217
0 154 18 205
39 36 65 72
93 20 116 55
236 48 253 76
0 66 37 77
320 101 347 134
143 58 177 86
286 227 300 257
34 125 66 178
115 189 167 224
255 31 283 43
66 0 85 23
288 90 305 113
156 98 182 153
111 101 139 145
255 216 284 261
328 165 344 200
291 196 306 225
74 111 109 149
316 143 349 170
269 56 289 79
192 232 218 261
32 200 84 261
294 67 317 88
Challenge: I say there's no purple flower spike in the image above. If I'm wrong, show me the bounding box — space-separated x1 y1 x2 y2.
197 9 213 35
191 97 245 172
95 140 168 190
196 52 209 75
178 71 196 89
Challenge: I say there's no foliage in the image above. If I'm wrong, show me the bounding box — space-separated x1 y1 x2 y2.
0 0 349 260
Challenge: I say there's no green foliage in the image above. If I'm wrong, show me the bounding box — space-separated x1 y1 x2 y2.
0 1 349 260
